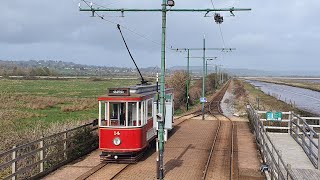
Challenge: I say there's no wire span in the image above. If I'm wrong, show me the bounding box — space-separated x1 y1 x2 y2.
80 0 174 50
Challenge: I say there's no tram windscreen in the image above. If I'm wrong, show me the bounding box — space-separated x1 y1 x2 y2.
109 103 126 126
107 102 140 127
110 103 119 120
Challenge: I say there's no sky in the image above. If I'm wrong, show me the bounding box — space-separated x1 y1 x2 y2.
1 0 320 71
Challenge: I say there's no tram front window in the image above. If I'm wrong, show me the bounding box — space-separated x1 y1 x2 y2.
109 102 126 126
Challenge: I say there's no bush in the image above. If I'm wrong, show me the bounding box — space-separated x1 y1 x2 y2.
189 79 202 105
167 71 190 110
206 73 217 93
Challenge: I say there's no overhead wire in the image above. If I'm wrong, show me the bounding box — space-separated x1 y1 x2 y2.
80 0 175 51
209 0 227 48
82 0 117 9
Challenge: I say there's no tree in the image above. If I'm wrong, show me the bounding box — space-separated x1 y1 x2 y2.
167 71 189 110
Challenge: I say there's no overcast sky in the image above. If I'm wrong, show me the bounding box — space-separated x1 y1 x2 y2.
1 0 319 71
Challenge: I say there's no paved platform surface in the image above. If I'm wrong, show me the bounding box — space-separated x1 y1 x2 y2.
114 119 219 180
44 150 101 180
236 121 264 179
268 133 320 179
268 133 314 170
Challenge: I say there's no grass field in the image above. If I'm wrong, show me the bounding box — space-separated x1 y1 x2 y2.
0 78 138 143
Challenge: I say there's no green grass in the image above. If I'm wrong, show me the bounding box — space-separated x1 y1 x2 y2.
0 79 138 132
0 79 136 98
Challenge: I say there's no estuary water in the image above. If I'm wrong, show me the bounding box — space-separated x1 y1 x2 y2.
247 80 320 115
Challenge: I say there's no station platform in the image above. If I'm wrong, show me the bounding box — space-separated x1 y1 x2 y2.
268 133 320 179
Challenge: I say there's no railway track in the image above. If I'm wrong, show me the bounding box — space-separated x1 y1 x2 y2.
202 80 236 180
74 162 131 180
109 164 130 180
74 81 234 180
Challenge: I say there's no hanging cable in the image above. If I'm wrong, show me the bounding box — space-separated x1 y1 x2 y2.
117 24 148 85
81 0 174 50
209 0 227 48
82 0 117 9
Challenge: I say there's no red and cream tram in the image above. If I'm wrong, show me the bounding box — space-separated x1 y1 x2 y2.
98 84 174 162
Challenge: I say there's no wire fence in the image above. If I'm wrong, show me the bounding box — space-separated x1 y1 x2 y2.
0 119 99 180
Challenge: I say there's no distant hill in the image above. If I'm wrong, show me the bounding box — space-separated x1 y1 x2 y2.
170 66 320 77
0 60 166 77
1 60 320 77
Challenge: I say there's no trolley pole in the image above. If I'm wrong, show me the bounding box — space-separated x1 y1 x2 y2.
80 2 250 179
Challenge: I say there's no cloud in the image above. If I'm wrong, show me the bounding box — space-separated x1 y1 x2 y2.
0 0 319 71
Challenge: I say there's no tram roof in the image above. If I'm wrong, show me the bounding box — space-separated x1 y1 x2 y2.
98 84 173 102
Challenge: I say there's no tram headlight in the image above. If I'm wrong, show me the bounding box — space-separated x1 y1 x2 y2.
113 137 121 146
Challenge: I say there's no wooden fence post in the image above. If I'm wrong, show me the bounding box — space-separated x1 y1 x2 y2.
64 130 67 160
12 145 16 180
40 137 44 173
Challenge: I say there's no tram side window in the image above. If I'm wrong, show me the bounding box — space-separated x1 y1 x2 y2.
147 99 153 119
128 102 137 126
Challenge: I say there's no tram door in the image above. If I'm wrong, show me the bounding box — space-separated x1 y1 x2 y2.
110 102 126 126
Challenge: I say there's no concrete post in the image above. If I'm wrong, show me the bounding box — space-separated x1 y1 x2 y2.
310 127 313 156
288 111 292 134
12 145 16 180
297 117 300 136
302 123 306 149
287 164 292 180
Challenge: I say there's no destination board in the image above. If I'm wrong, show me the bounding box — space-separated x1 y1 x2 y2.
108 88 130 96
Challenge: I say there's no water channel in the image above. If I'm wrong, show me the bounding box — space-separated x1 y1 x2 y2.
247 80 320 116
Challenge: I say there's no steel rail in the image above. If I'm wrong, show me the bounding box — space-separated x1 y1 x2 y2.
218 105 235 180
215 80 234 180
75 163 108 180
201 80 233 179
110 164 130 180
202 118 221 180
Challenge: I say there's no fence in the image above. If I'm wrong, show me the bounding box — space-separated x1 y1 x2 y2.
0 119 99 180
290 114 320 169
256 110 292 133
247 104 295 180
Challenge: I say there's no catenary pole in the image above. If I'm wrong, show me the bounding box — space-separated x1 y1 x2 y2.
80 2 250 179
202 36 206 120
187 49 190 110
158 0 167 179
